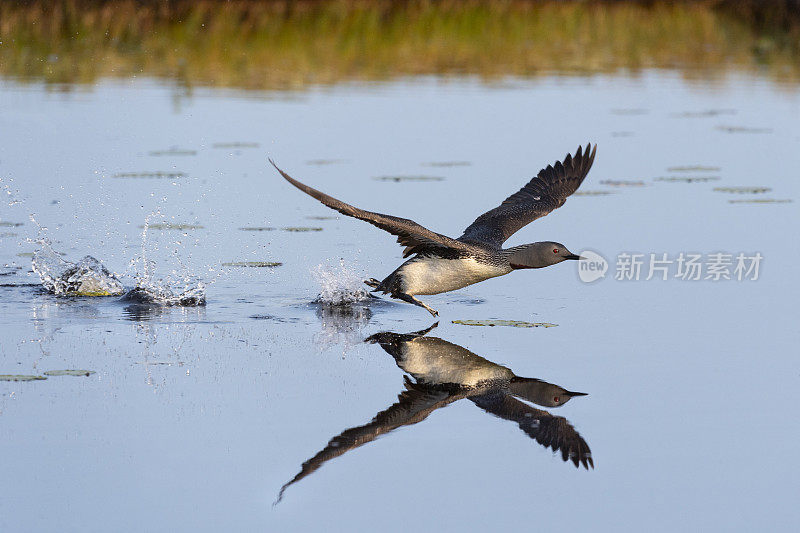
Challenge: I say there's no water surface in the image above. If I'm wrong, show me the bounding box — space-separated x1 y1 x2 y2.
1 11 800 532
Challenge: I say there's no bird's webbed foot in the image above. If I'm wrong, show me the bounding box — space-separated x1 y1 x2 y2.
394 292 439 317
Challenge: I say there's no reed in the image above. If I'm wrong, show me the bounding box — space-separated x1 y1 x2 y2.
1 0 798 90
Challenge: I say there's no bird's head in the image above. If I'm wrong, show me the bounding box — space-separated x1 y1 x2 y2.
509 377 588 408
508 241 582 269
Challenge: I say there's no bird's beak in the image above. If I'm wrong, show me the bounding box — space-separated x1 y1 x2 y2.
565 390 588 397
566 254 582 260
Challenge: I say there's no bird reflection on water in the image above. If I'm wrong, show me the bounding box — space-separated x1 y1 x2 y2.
276 323 592 503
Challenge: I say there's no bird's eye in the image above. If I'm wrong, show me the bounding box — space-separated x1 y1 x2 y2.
553 248 559 254
553 396 560 403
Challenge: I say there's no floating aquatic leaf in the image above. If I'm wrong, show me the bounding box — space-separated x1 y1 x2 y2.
654 176 721 183
0 375 46 381
306 159 347 165
139 223 204 230
282 226 323 232
148 148 197 156
16 252 35 257
0 221 23 227
422 161 471 167
599 180 646 187
452 320 558 328
238 226 276 231
672 109 736 117
715 126 772 134
112 171 187 179
667 165 721 172
573 190 614 196
222 261 282 267
729 198 792 204
610 108 648 115
373 175 445 182
249 314 300 323
213 142 259 148
713 186 771 194
43 370 95 377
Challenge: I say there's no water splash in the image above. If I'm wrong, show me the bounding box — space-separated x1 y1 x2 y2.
122 211 206 306
311 260 372 306
31 241 125 297
121 283 205 306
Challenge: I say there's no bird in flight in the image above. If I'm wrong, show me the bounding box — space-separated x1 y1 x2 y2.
270 143 596 316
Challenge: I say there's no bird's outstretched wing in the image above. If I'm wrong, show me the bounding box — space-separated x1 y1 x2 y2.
458 144 596 248
276 378 460 504
471 391 593 469
271 160 478 257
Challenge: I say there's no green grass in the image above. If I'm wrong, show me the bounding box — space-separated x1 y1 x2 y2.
1 1 799 90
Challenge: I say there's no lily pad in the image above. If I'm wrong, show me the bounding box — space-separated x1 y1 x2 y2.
729 198 792 204
306 159 348 165
654 176 721 183
667 165 720 172
239 226 276 231
148 148 196 156
0 374 46 381
422 161 471 167
140 223 204 230
17 252 35 257
222 261 282 267
43 370 95 377
373 175 445 182
213 142 259 148
713 187 771 194
715 126 772 134
573 190 614 196
452 320 558 328
672 109 736 117
0 221 23 227
282 226 323 232
599 180 646 187
611 108 648 115
112 171 187 179
667 165 721 172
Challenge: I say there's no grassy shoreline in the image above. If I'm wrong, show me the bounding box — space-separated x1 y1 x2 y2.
2 0 799 90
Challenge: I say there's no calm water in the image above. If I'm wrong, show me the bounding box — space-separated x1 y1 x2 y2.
1 70 799 531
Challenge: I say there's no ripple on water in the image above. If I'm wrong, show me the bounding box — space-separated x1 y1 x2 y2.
43 370 95 377
452 320 558 328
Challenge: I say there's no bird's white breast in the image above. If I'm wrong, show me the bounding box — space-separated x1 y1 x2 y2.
399 256 511 295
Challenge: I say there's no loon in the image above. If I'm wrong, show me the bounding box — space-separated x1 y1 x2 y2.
270 143 596 316
275 323 591 503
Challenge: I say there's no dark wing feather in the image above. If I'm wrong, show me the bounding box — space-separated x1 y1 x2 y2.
458 144 596 247
471 392 593 469
271 160 477 257
276 378 459 504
